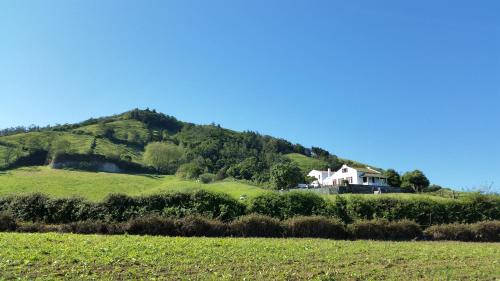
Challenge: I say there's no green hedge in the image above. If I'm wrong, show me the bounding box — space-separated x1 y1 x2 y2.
0 190 246 223
1 191 498 226
248 193 500 225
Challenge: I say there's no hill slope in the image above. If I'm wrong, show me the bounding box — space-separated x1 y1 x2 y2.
0 108 379 187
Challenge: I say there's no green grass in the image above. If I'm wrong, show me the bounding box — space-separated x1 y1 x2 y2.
285 153 328 173
0 131 143 163
74 120 150 144
0 166 268 201
0 233 498 280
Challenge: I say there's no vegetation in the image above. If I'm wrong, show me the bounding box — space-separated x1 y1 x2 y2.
143 141 184 173
1 189 497 227
0 233 498 280
401 170 430 193
0 108 385 189
384 169 401 187
0 166 268 201
269 162 304 190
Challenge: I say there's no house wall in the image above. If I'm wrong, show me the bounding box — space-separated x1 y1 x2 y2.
331 165 360 185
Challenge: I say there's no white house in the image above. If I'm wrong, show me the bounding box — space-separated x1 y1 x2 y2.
308 164 388 187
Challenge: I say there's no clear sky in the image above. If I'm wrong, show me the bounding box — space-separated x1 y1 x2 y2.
1 1 499 191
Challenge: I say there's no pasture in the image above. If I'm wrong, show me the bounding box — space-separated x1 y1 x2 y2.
0 233 498 280
0 166 268 201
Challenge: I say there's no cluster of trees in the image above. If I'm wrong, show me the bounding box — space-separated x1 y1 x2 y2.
0 125 51 137
141 123 323 189
384 169 438 193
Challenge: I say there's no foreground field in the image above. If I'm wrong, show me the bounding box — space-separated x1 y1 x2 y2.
0 233 498 280
0 166 268 201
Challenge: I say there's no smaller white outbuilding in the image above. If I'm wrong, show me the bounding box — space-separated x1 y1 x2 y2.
308 164 388 187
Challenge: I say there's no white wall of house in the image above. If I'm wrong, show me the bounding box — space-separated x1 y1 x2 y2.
308 165 388 187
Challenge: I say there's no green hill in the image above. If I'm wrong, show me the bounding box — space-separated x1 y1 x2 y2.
0 108 367 178
0 108 389 198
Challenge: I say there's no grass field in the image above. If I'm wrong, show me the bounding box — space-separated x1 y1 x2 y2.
0 131 143 163
286 153 328 173
0 166 269 201
0 233 498 280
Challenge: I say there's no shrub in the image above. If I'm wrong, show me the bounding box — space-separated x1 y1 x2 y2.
384 220 422 241
101 194 137 221
284 216 347 239
16 223 64 233
248 193 286 219
9 193 50 222
424 223 475 241
176 216 226 237
248 192 327 220
229 214 283 237
126 216 177 236
67 221 124 235
45 197 89 223
473 221 500 242
189 190 246 221
176 162 203 179
0 212 17 231
348 219 422 241
198 173 216 184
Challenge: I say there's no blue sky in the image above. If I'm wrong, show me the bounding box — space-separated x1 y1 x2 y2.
1 1 499 191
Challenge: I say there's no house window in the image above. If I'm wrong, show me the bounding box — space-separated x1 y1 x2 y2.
372 177 375 183
333 179 337 185
348 177 353 183
363 177 367 183
342 168 348 173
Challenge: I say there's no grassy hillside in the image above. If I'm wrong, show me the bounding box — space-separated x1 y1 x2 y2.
1 233 498 280
74 119 150 144
285 153 328 173
0 166 269 201
0 131 142 163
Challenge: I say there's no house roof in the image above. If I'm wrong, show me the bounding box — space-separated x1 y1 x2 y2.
354 167 382 174
361 173 388 178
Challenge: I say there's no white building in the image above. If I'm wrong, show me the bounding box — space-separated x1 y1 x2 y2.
308 164 388 187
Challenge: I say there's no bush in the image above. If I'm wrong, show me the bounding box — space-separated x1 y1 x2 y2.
126 216 177 236
16 222 65 233
248 192 327 220
176 216 226 237
0 212 17 231
66 221 124 235
284 216 347 239
176 162 203 179
9 193 50 222
45 197 89 223
229 214 283 237
424 223 475 241
198 173 216 184
473 221 500 242
348 219 422 241
189 190 246 221
101 194 138 222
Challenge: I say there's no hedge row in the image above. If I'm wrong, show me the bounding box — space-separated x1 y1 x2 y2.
0 191 498 225
2 213 498 242
0 191 246 223
249 192 500 225
424 221 500 242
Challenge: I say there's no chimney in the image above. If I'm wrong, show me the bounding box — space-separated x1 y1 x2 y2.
327 168 331 177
